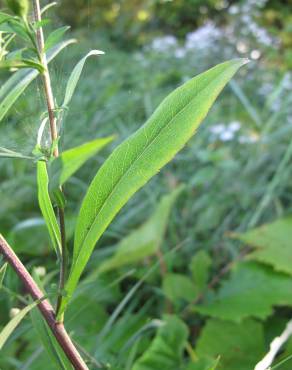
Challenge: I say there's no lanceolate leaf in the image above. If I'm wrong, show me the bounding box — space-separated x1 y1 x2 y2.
49 136 114 189
0 39 75 122
0 300 39 350
37 161 61 256
59 59 247 316
44 26 70 52
62 49 104 107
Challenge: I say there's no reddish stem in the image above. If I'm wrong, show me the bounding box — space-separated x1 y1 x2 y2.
0 234 88 370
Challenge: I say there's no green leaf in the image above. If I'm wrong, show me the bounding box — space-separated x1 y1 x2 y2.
132 315 188 370
0 11 14 25
163 273 198 303
0 262 7 287
0 300 39 350
98 186 184 274
41 2 58 14
37 161 61 256
44 26 70 52
231 217 292 275
0 39 75 122
196 319 264 370
0 146 33 159
62 49 104 107
190 250 212 292
195 262 292 321
0 58 45 72
49 136 114 189
59 59 247 316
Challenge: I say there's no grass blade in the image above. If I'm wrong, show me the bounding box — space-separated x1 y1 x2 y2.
0 300 39 350
62 50 104 107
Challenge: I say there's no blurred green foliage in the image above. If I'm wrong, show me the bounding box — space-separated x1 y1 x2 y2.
0 0 292 368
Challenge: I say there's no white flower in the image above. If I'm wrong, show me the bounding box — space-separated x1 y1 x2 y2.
209 124 226 134
185 22 221 50
250 49 261 60
151 35 177 52
220 131 234 141
174 47 186 59
228 121 241 132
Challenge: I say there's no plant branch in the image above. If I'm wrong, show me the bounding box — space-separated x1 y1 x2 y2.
0 234 89 370
254 318 292 370
32 0 67 320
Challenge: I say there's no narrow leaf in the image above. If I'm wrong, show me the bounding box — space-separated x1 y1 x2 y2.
59 58 248 316
41 2 58 14
44 26 70 52
0 39 75 122
0 300 39 350
37 161 61 256
62 50 104 107
0 146 33 159
49 136 114 189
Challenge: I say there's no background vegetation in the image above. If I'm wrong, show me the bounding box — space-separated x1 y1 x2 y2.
0 0 292 369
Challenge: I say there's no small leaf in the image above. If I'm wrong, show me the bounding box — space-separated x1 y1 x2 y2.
195 262 292 321
0 146 33 159
98 186 184 273
41 2 58 14
33 18 51 30
0 262 8 287
0 58 45 72
132 315 188 370
0 39 75 122
58 58 247 316
231 217 292 275
190 250 212 292
49 136 114 190
37 161 61 256
195 319 265 370
0 300 39 350
62 49 104 107
44 26 70 52
163 273 198 303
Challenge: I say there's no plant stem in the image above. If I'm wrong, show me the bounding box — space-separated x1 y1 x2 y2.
32 0 67 319
0 235 89 370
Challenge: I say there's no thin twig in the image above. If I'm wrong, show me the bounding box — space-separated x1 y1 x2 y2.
254 319 292 370
0 234 88 370
32 0 67 320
